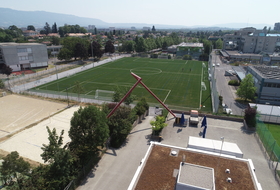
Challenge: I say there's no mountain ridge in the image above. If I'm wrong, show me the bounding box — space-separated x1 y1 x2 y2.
0 7 273 30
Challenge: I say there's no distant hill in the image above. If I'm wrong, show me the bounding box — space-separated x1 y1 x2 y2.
0 8 108 28
0 7 273 30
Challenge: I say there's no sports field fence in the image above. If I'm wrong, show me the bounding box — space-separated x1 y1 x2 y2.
255 119 280 182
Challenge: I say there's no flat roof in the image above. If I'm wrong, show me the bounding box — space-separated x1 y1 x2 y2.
250 66 280 79
249 103 280 116
131 143 258 190
177 42 203 48
232 66 246 80
0 42 44 47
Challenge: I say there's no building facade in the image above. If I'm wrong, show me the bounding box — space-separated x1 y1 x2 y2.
0 43 48 72
223 27 280 55
274 22 280 32
247 65 280 105
176 42 204 59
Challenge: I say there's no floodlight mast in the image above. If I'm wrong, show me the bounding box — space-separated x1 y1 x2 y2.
107 72 176 118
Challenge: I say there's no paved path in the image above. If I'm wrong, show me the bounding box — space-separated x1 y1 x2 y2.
77 115 155 190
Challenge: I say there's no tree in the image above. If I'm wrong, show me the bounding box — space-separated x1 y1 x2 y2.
40 126 75 189
8 25 22 38
0 151 31 189
27 25 35 31
51 36 60 45
74 42 88 60
104 40 115 54
90 41 104 59
121 40 135 53
134 98 149 116
106 105 135 148
236 74 256 101
150 116 167 136
135 37 147 52
57 48 72 61
43 22 51 35
244 106 257 128
152 25 156 32
215 38 223 49
52 22 58 33
69 105 109 164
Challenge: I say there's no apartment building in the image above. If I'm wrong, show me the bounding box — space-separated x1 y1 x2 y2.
223 27 280 54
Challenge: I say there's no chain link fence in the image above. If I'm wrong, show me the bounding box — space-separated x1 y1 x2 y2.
256 119 280 182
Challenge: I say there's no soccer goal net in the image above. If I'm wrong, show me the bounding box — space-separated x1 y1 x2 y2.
95 89 115 101
201 82 207 91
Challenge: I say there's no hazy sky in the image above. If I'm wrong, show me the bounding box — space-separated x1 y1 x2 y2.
1 0 279 26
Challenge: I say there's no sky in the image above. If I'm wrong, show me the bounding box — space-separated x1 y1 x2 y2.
1 0 279 27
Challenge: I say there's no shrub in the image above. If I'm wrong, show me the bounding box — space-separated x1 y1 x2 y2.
0 80 4 89
228 80 240 86
183 54 192 60
168 55 171 59
150 53 158 58
244 106 257 128
150 116 167 136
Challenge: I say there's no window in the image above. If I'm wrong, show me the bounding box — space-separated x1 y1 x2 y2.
19 56 28 61
17 48 32 53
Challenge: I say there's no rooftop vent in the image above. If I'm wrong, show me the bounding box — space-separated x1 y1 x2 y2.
225 169 230 174
171 150 177 156
227 177 232 183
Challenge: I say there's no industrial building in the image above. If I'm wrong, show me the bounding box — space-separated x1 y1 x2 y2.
247 65 280 105
0 43 48 72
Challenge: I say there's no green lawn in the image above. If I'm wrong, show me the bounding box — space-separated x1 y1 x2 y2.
31 57 212 112
267 123 280 146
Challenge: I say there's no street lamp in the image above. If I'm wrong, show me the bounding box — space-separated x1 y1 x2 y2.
91 41 93 60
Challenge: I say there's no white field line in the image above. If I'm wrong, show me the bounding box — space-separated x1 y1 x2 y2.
185 61 188 64
60 81 87 92
85 90 94 95
163 90 171 103
162 71 201 76
86 81 170 92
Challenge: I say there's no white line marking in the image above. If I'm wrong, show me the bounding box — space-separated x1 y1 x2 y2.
163 90 171 103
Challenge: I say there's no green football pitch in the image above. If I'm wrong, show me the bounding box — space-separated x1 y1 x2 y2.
31 57 212 112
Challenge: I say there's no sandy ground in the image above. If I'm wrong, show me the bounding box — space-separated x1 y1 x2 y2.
0 106 80 163
0 94 66 138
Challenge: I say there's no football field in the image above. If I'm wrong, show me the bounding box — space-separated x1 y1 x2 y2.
31 57 212 112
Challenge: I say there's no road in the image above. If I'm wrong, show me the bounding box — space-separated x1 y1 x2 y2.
211 51 247 115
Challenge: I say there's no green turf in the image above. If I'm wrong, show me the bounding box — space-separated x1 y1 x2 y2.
267 124 280 146
31 57 212 112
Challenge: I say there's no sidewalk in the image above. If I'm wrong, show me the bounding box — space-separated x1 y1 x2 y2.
77 115 154 190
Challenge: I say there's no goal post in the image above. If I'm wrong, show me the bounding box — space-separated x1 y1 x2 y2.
95 89 115 100
201 82 207 91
